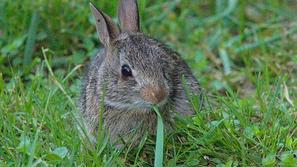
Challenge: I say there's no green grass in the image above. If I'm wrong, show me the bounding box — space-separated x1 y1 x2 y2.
1 0 297 166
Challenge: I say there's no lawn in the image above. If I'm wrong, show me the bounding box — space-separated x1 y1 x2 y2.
0 0 297 166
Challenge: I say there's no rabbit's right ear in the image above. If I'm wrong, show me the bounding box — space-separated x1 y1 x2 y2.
90 2 119 47
118 0 140 32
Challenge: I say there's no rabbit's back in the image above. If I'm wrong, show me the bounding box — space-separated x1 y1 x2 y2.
79 49 106 134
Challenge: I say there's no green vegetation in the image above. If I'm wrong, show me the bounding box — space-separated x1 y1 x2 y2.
0 0 296 166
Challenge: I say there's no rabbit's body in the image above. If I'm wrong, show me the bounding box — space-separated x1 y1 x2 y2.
79 1 201 144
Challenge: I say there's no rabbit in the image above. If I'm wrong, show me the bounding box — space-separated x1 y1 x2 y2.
79 0 202 145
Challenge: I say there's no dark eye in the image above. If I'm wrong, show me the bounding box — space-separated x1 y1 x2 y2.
121 64 133 77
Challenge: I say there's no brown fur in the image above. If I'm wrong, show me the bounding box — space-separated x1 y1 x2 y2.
79 1 201 145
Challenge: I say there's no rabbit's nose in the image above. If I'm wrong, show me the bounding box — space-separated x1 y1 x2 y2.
140 85 167 104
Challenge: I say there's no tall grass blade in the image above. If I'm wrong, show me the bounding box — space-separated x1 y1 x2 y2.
153 106 164 167
219 48 232 75
26 129 40 167
23 11 39 70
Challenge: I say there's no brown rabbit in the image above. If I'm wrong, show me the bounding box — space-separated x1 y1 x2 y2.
79 0 201 145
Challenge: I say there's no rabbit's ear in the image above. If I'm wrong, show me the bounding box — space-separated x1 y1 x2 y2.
118 0 140 32
90 2 119 47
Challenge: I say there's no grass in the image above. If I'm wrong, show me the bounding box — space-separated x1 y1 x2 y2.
153 106 164 167
0 0 297 166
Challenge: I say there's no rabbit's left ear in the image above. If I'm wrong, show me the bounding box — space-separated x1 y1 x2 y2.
118 0 140 32
90 2 119 47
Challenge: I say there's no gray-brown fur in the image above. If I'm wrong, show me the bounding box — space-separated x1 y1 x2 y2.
79 0 201 145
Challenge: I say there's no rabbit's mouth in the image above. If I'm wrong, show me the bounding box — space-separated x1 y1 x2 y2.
134 98 168 108
104 98 168 111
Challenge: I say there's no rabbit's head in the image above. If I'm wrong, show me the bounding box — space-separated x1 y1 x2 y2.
90 0 175 110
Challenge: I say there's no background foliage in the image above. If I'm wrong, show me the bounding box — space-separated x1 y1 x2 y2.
0 0 296 166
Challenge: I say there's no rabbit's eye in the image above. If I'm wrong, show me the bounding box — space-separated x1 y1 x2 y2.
121 65 133 77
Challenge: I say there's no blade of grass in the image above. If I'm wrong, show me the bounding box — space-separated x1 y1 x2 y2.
26 128 40 167
95 82 108 166
263 79 281 125
0 72 4 92
153 106 164 167
133 131 148 165
23 11 39 70
219 48 232 75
